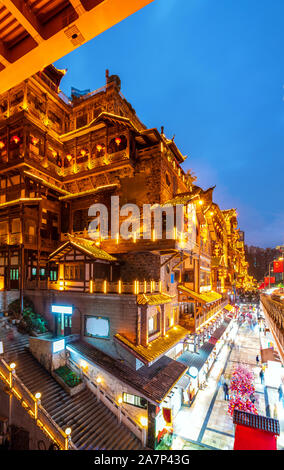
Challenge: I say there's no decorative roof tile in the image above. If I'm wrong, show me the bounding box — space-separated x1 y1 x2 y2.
114 325 188 365
49 235 116 262
137 293 174 305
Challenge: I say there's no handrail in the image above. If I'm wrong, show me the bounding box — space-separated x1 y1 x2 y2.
0 357 76 450
67 356 143 442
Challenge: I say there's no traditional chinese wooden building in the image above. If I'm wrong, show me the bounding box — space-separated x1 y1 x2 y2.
0 65 251 447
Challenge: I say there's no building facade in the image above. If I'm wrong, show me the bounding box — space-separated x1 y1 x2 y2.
0 66 251 448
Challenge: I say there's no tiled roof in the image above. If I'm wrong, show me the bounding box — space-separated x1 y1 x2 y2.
49 235 116 262
137 293 174 305
59 184 117 201
68 340 188 404
178 285 222 304
114 325 188 365
162 192 195 207
233 410 280 435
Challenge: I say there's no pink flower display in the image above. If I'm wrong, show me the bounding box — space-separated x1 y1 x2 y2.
228 364 258 417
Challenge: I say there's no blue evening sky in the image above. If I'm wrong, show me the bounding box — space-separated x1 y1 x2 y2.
55 0 284 248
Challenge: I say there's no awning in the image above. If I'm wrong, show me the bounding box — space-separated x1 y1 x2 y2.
260 348 281 364
233 410 279 450
178 285 222 304
137 292 174 306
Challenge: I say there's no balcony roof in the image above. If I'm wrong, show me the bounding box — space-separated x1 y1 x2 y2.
49 234 116 262
137 292 175 306
114 325 188 366
178 285 222 304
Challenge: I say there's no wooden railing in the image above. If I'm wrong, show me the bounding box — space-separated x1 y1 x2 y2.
260 294 284 361
195 300 228 330
0 358 76 450
48 278 161 295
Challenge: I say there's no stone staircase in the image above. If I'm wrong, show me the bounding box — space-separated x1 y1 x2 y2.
0 325 143 450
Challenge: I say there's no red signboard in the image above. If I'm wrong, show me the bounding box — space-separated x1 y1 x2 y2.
273 260 283 273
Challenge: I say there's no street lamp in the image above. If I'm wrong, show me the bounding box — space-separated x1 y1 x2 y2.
64 427 72 450
140 417 148 448
9 362 16 388
34 392 41 420
268 260 274 290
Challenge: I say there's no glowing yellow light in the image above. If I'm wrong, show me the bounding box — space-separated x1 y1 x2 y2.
10 363 16 370
152 229 156 242
96 377 102 384
118 397 123 405
90 279 94 294
140 417 148 428
65 427 72 436
199 200 204 205
80 360 87 369
118 280 122 294
35 392 41 400
103 280 107 294
116 233 119 244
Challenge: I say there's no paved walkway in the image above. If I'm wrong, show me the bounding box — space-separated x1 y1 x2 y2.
172 315 284 450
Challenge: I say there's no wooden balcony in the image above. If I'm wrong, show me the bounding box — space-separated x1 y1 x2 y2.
48 278 161 295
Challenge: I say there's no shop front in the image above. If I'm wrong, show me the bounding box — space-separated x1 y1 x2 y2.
154 384 184 449
177 316 233 406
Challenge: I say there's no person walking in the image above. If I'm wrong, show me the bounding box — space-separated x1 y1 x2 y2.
223 381 229 401
256 355 260 365
259 369 264 385
278 384 283 404
273 403 278 419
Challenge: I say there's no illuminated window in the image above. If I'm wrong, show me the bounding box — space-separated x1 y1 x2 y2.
10 268 18 281
84 316 110 339
50 269 57 281
64 264 84 281
148 309 160 336
122 393 147 409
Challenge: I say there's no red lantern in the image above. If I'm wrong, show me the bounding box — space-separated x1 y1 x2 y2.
115 137 121 146
0 141 5 149
31 137 39 146
11 135 20 144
